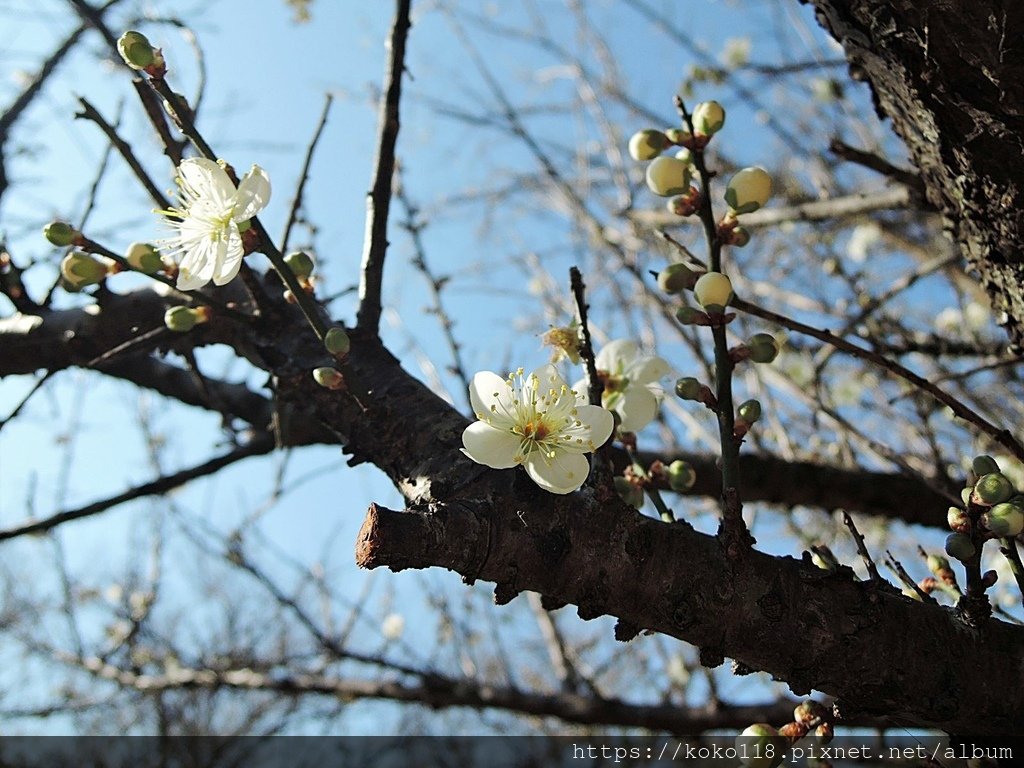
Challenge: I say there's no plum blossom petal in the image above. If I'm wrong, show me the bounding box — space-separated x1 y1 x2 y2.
525 451 591 495
462 421 521 469
574 340 671 433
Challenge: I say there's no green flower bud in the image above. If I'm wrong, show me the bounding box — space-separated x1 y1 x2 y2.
614 476 644 509
117 31 159 71
973 472 1014 506
675 305 704 325
674 377 703 401
746 333 780 364
627 129 670 161
981 502 1024 537
664 128 691 145
972 455 1000 477
657 262 701 293
44 221 79 247
692 100 726 136
944 533 976 561
666 192 699 217
284 251 315 279
60 252 108 289
666 459 696 491
324 326 351 357
692 271 733 312
124 242 163 274
730 226 751 247
926 553 951 577
313 366 345 390
645 156 692 197
674 147 694 165
163 305 204 332
737 399 762 424
735 723 785 768
725 166 772 214
947 506 971 534
961 487 972 506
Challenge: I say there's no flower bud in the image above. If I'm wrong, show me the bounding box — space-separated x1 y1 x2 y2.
960 487 972 506
44 221 80 247
746 333 780 364
645 156 692 197
313 366 345 390
973 472 1014 506
124 242 163 274
60 252 108 289
658 262 701 293
944 532 976 561
675 305 705 325
627 129 670 161
729 226 751 247
163 305 205 332
811 544 840 571
947 506 971 534
674 148 694 165
664 128 691 145
793 700 828 726
737 399 762 424
815 722 834 744
693 272 733 312
324 326 351 357
666 191 700 217
981 501 1024 537
674 377 703 401
982 570 999 588
117 31 159 71
972 455 1000 477
725 166 772 214
692 100 726 136
735 724 785 768
666 460 696 492
284 251 315 279
614 476 644 509
926 553 951 578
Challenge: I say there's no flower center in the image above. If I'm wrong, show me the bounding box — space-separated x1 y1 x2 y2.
523 420 549 441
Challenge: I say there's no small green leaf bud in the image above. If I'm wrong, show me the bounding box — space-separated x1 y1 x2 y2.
645 156 692 197
284 251 315 279
324 326 351 357
674 377 703 401
627 129 670 161
947 506 971 534
981 501 1024 537
692 272 733 312
163 305 205 333
614 476 644 509
735 723 786 768
692 100 726 136
944 532 976 561
725 166 772 214
117 31 158 70
124 242 163 274
657 262 701 293
313 366 345 390
44 221 80 247
737 399 762 424
972 455 1000 477
666 459 696 491
973 472 1014 506
793 700 828 726
675 305 705 325
60 252 108 289
746 333 780 364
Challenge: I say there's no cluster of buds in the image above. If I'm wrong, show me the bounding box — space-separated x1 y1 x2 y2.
163 305 210 333
945 454 1024 565
735 700 832 767
116 31 166 78
284 251 317 301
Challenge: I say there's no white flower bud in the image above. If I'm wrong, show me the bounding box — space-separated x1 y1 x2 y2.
693 272 733 312
628 129 670 161
725 167 772 214
60 252 108 289
164 306 205 332
313 367 345 390
645 156 692 197
124 242 163 274
117 31 158 70
692 100 726 136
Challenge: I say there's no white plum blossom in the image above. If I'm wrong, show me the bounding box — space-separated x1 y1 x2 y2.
162 157 271 290
577 340 671 433
381 613 405 640
462 365 614 494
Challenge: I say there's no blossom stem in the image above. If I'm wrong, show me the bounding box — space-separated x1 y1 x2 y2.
625 445 675 522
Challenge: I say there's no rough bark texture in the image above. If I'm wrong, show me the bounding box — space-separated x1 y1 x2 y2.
804 0 1024 349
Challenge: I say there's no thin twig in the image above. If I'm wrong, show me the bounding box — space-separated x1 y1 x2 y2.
356 0 412 334
841 511 881 583
884 550 935 603
282 93 334 253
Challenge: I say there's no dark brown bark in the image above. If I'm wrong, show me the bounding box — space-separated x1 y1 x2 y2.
804 0 1024 350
